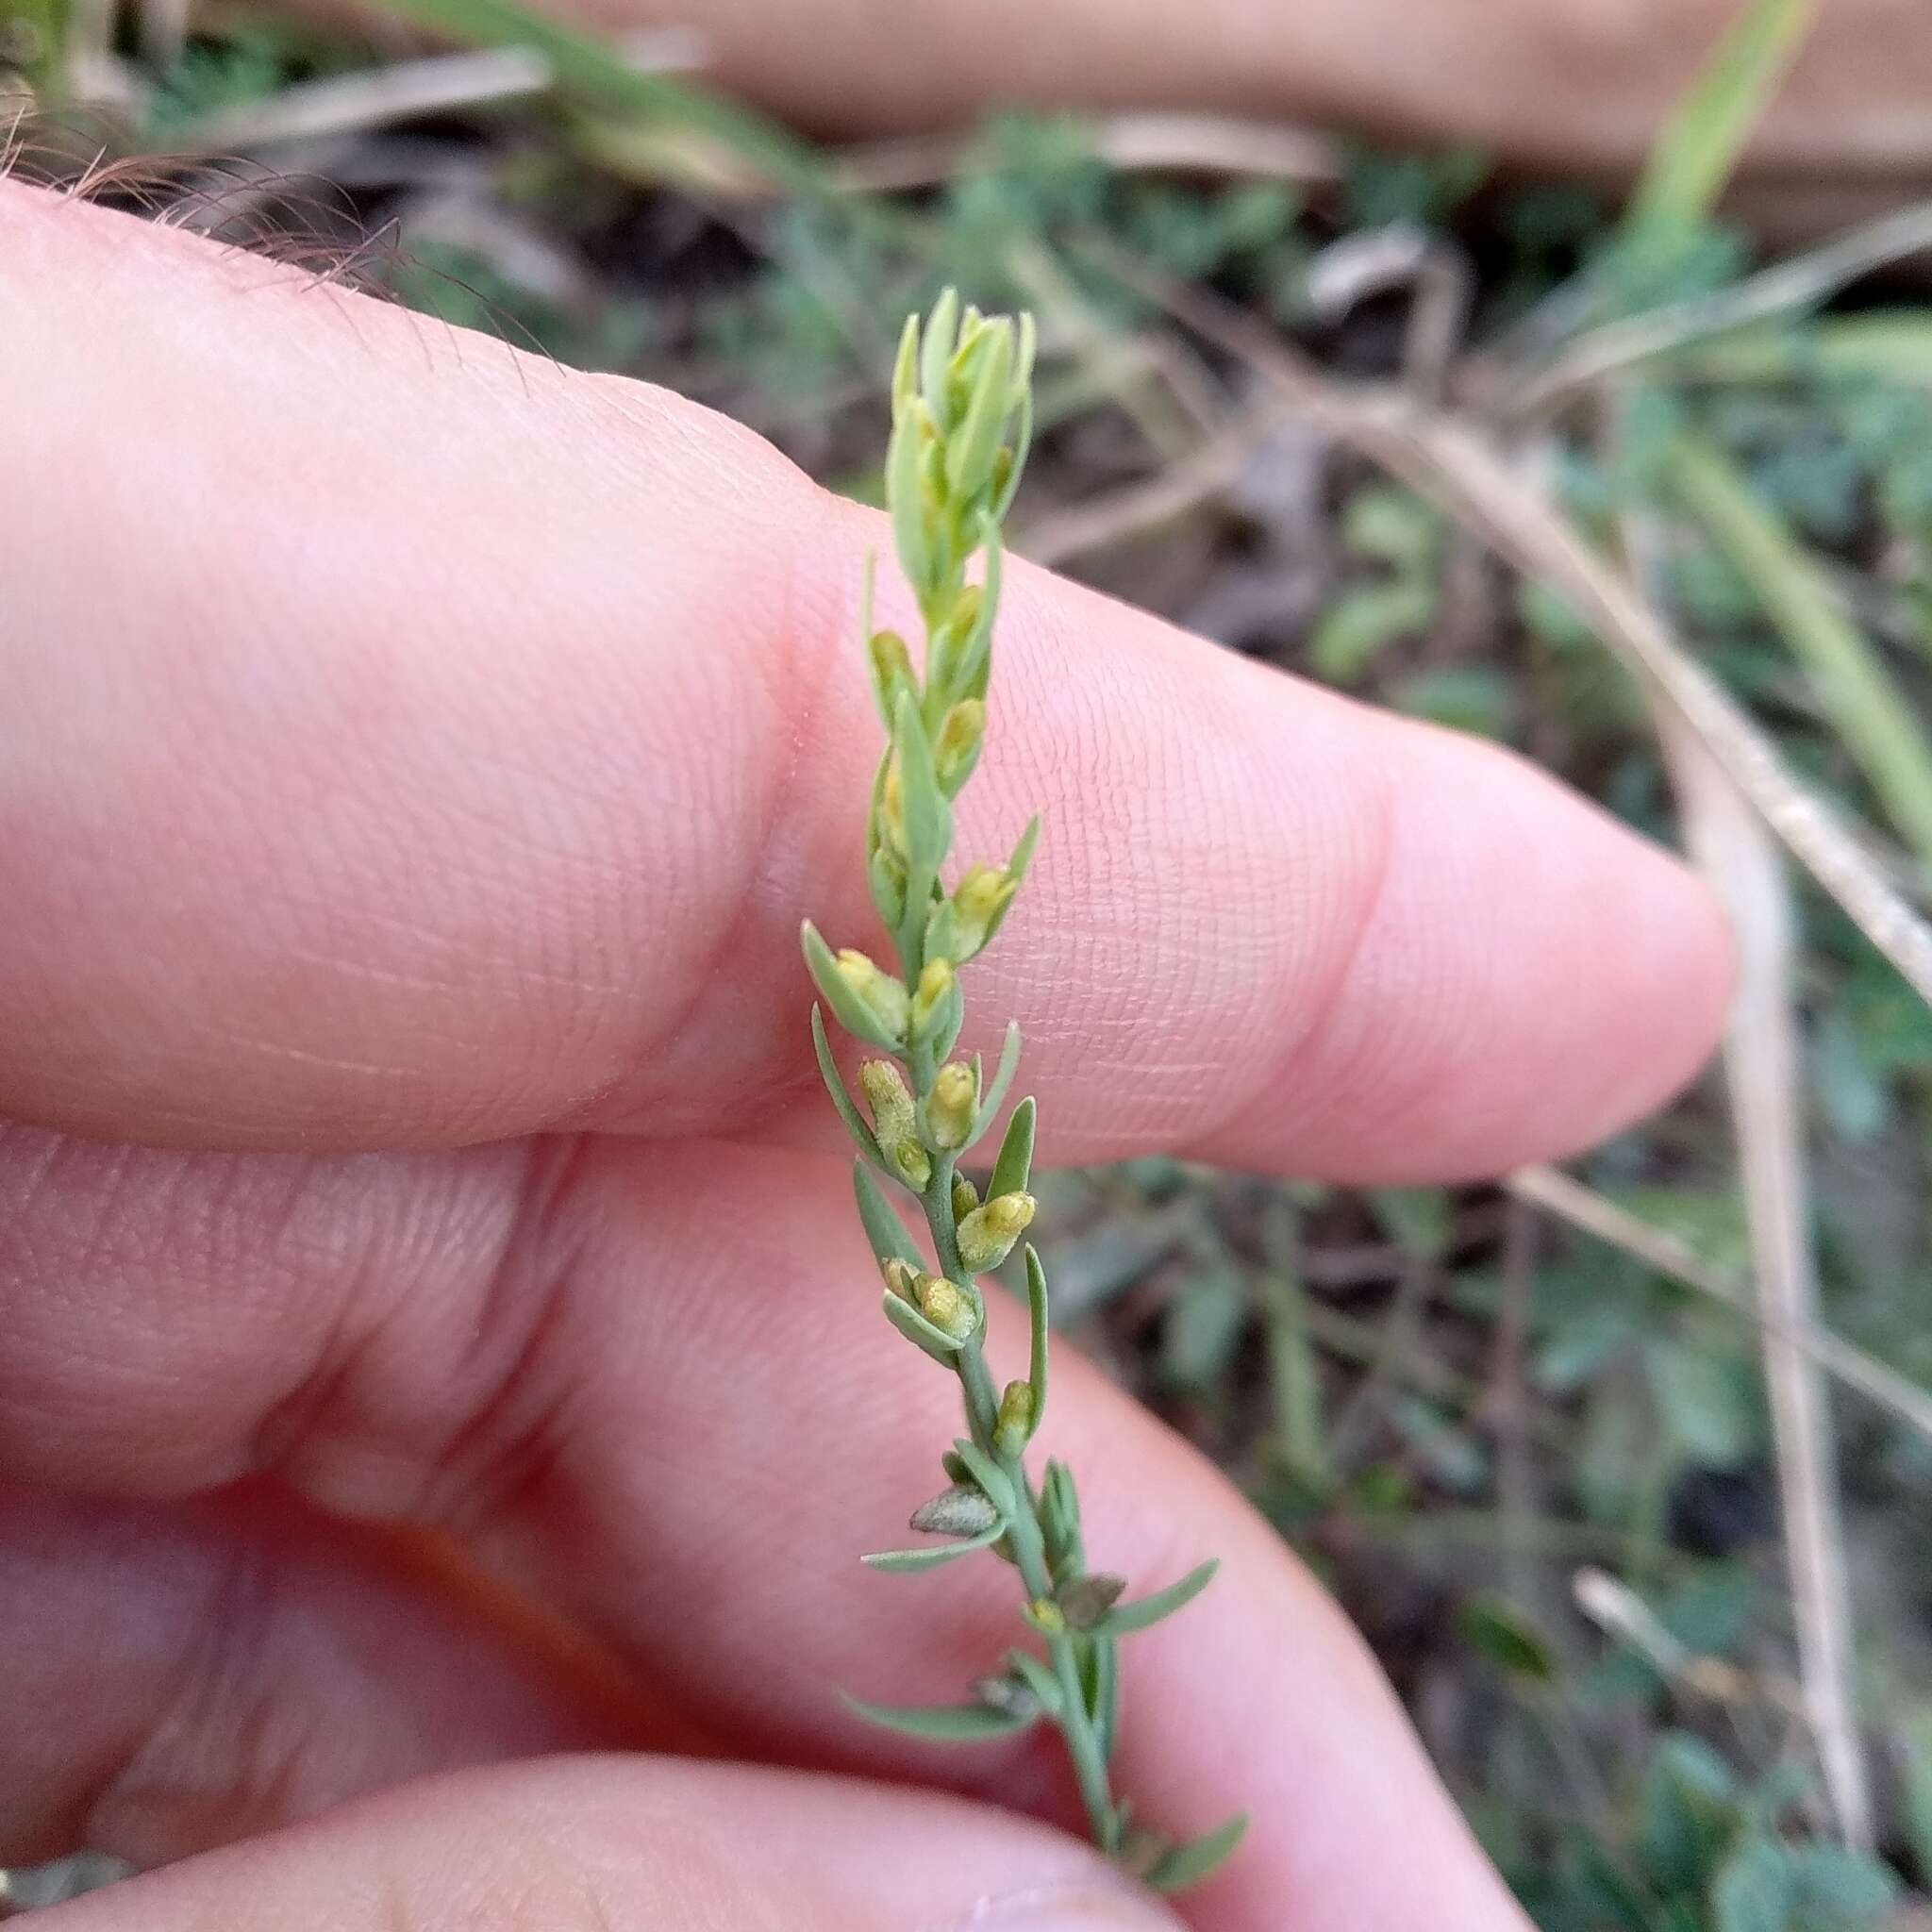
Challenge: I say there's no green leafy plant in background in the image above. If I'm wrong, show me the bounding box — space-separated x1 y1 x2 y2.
800 291 1245 1892
1524 1733 1898 1932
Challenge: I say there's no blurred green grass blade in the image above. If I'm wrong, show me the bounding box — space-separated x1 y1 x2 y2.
1263 1271 1331 1491
1669 433 1932 866
1624 0 1818 242
1676 313 1932 388
363 0 826 198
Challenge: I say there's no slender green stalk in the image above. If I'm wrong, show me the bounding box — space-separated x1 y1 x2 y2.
802 292 1243 1892
1668 432 1932 868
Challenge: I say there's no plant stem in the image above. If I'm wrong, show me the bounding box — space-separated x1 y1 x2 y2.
914 1125 1120 1851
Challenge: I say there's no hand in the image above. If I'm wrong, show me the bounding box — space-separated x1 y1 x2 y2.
0 179 1729 1932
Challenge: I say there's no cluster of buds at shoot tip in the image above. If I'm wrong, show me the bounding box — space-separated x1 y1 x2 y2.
957 1191 1037 1273
923 1060 976 1152
860 1061 930 1190
888 291 1035 625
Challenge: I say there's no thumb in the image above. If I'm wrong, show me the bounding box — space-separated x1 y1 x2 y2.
41 1755 1201 1932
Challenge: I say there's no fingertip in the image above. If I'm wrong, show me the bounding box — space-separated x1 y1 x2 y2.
1195 715 1734 1181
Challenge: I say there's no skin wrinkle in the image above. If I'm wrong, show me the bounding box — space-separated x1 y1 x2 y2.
399 1137 604 1539
0 1122 1526 1926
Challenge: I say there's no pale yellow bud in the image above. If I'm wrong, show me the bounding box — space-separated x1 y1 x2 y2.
957 1191 1036 1272
924 1060 976 1152
869 628 912 696
984 1191 1035 1236
917 1275 977 1341
995 1378 1036 1456
859 1058 916 1132
952 864 1018 958
881 1257 922 1303
910 957 955 1038
952 1174 980 1221
837 951 909 1040
878 758 907 858
861 1058 932 1191
1028 1597 1067 1636
934 700 985 791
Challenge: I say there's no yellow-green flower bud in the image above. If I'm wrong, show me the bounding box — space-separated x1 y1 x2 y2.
861 1058 932 1191
995 1378 1036 1456
910 957 955 1038
837 951 909 1041
868 844 908 929
924 1060 975 1153
958 1191 1036 1272
1028 1596 1067 1636
952 1174 980 1221
951 864 1018 958
868 629 913 708
881 1256 922 1303
917 1275 977 1341
934 699 985 792
877 758 907 858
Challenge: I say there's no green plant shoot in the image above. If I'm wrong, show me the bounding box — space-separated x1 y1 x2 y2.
801 291 1245 1894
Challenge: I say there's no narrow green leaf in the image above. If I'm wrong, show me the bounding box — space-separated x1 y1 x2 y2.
882 1291 962 1362
945 322 1015 503
1669 433 1932 865
854 1161 925 1267
1004 1647 1065 1717
948 1438 1018 1518
841 1691 1036 1742
863 1521 1006 1573
886 403 930 600
980 813 1041 951
801 921 900 1051
892 690 951 874
1457 1591 1557 1683
1040 1458 1086 1582
920 288 960 428
1144 1814 1248 1894
1094 1558 1220 1637
969 1021 1023 1146
891 312 921 413
992 384 1035 525
988 1094 1036 1201
930 974 966 1060
954 519 1004 704
1024 1244 1050 1422
812 1007 884 1167
1089 1633 1120 1763
1624 0 1818 242
1263 1270 1331 1491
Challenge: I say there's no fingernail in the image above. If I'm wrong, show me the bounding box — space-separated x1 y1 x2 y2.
945 1878 1188 1931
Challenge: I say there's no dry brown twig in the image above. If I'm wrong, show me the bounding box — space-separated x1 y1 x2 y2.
1508 1165 1932 1447
1652 693 1873 1852
1080 242 1932 1010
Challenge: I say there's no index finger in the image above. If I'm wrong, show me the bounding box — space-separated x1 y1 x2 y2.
0 181 1728 1177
